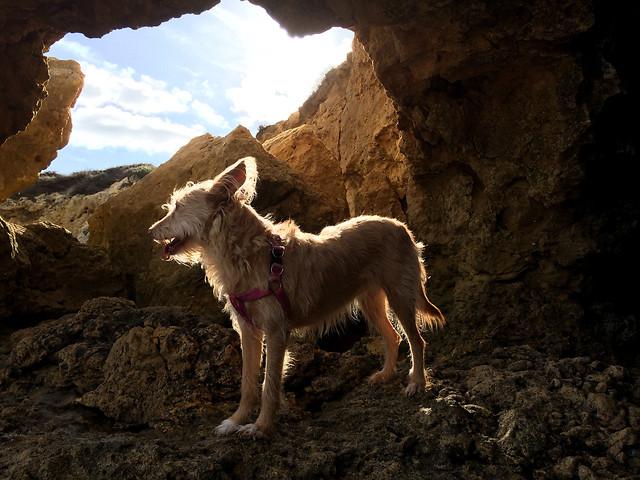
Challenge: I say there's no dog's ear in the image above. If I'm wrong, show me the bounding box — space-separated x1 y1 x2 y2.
210 156 258 204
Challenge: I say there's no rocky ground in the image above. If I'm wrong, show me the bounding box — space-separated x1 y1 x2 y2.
1 297 638 479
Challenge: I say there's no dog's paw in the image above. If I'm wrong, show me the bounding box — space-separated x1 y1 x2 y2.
404 382 426 396
215 419 241 436
237 423 264 440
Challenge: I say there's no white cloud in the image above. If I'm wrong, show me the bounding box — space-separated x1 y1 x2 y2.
78 62 192 115
212 1 353 129
47 0 353 173
191 100 230 129
48 37 99 63
70 105 205 154
67 62 207 155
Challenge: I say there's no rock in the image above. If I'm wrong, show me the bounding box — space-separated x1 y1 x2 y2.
260 40 410 220
1 176 139 242
0 218 125 324
1 0 637 363
0 58 84 201
88 126 344 312
78 321 242 426
262 124 349 220
1 301 639 478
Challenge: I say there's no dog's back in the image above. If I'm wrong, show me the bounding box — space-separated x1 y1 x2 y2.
276 215 444 332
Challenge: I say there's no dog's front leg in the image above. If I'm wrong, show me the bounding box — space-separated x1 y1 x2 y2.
237 328 289 439
215 323 263 436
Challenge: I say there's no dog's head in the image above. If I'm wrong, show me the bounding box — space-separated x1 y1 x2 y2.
148 156 258 262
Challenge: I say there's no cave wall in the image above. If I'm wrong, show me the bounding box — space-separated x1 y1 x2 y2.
0 0 220 148
1 0 637 361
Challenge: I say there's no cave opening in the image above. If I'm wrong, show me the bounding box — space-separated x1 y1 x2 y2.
45 0 353 175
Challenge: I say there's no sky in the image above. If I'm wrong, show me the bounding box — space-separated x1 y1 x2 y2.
46 0 353 174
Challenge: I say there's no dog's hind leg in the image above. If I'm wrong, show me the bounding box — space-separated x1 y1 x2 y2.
385 289 427 396
358 288 402 385
238 328 290 439
215 323 263 436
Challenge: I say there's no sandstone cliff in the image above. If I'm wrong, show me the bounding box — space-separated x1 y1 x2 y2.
260 40 410 221
0 58 83 201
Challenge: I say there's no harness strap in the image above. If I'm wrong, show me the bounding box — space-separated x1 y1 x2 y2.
228 236 291 327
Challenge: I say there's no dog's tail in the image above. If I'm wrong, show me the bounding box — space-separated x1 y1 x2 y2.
415 241 446 331
417 286 446 331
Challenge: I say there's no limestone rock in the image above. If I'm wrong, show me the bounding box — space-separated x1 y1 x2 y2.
262 124 349 220
0 0 636 370
0 218 125 324
88 126 343 312
0 58 84 201
260 40 410 220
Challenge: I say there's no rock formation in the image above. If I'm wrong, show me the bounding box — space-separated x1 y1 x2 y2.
0 0 638 477
0 218 125 324
0 0 636 359
88 126 346 313
1 297 637 478
1 165 153 242
260 40 410 221
0 58 83 201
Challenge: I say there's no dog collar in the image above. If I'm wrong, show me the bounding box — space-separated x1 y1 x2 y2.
228 235 291 327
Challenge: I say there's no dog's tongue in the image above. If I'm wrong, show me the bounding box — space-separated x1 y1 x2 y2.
163 238 178 259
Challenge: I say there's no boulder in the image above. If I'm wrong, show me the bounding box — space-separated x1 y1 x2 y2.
0 58 84 201
0 217 125 324
88 126 344 312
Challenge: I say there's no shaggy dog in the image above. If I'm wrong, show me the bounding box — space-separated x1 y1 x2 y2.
148 157 445 438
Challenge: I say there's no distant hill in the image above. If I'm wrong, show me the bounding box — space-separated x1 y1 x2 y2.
10 164 155 199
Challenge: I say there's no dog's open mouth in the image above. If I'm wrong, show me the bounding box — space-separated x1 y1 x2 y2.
162 237 186 259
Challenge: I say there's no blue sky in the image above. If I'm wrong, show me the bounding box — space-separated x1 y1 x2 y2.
46 0 353 174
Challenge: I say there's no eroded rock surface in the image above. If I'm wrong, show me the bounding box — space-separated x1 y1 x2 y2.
0 298 637 478
0 218 125 324
260 40 409 221
0 58 83 201
1 164 153 242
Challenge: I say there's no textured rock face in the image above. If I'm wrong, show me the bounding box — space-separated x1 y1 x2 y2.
1 298 638 478
1 0 637 359
1 176 138 242
261 41 410 221
0 218 125 324
349 1 635 359
88 126 345 312
0 58 83 201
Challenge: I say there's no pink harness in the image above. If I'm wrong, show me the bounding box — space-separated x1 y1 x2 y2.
228 236 291 327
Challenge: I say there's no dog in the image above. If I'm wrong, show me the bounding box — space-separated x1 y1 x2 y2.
148 156 445 438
